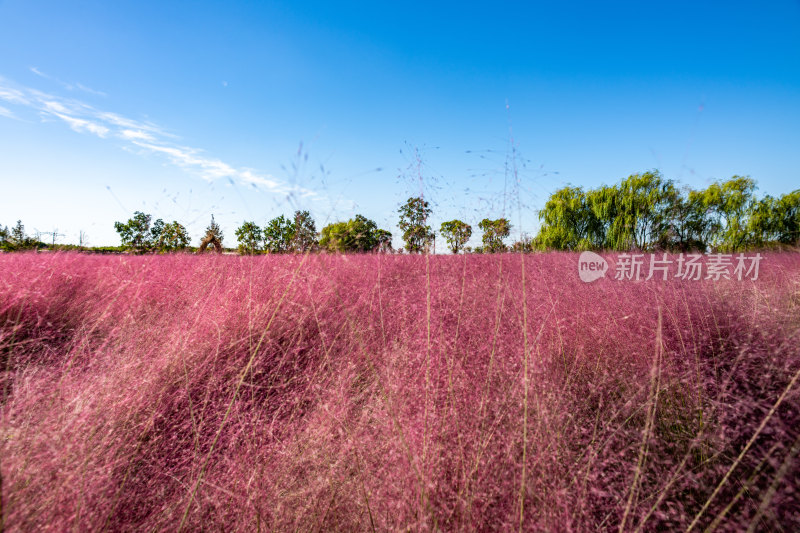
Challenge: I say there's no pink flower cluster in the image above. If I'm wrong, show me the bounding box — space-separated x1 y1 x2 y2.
1 252 798 531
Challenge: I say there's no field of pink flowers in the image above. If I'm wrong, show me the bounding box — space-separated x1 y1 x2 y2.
1 252 799 531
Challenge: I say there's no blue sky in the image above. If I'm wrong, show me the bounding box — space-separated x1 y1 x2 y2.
1 0 798 247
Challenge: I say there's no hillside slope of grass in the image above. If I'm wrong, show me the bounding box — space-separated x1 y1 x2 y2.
1 252 799 531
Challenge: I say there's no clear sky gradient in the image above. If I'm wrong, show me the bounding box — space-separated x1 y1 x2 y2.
1 0 798 247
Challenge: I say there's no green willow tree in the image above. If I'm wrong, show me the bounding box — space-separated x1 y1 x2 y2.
701 176 756 251
664 188 713 252
534 172 796 252
605 171 678 250
539 172 682 251
746 190 800 247
775 190 800 245
537 186 601 251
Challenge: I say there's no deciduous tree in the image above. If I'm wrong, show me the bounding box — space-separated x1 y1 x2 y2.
439 219 472 254
478 218 511 253
775 190 800 245
398 196 434 253
156 221 190 252
663 188 712 252
537 187 601 250
263 215 295 253
319 215 390 253
291 210 318 252
374 228 393 253
235 221 262 254
610 171 678 250
114 211 154 253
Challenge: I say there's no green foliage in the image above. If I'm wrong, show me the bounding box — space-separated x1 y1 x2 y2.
398 197 434 253
0 222 29 251
236 211 318 255
663 188 712 252
263 215 295 253
11 220 26 246
746 195 778 247
235 221 262 255
114 212 154 252
606 171 678 250
439 219 472 254
319 215 390 253
534 173 793 252
318 222 348 252
156 221 190 252
701 175 756 251
85 245 133 254
0 224 9 250
478 218 511 253
776 190 800 245
537 187 601 251
583 186 617 249
3 219 43 250
291 210 318 252
115 212 190 253
0 220 24 252
372 228 393 252
150 218 165 245
746 190 800 247
536 173 679 251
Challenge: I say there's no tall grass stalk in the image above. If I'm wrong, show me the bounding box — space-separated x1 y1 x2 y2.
0 252 798 530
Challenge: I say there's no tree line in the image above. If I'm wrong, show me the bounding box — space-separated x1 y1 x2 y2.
3 172 797 254
0 220 45 252
534 172 799 252
105 196 517 255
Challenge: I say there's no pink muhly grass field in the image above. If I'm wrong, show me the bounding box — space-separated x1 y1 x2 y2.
1 252 799 531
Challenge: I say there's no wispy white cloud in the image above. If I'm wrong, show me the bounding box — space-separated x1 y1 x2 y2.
120 129 155 141
74 82 107 98
0 86 29 105
28 67 46 79
52 111 110 137
30 66 107 97
43 100 69 114
0 75 315 198
97 111 166 135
